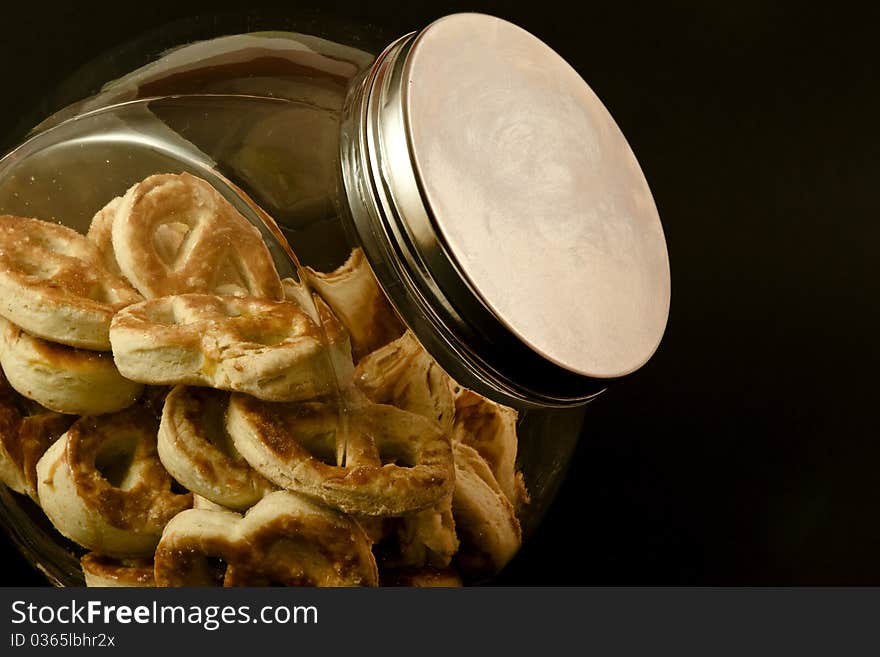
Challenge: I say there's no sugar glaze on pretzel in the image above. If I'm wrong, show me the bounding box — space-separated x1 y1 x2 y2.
111 173 283 299
110 293 352 402
154 490 378 586
0 215 142 350
36 406 192 556
355 331 456 434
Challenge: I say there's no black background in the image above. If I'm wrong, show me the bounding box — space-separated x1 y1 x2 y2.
0 0 877 585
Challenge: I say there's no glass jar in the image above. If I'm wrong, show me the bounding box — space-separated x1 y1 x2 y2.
0 12 670 586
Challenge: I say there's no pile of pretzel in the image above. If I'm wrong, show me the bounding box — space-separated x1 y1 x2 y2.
0 172 528 586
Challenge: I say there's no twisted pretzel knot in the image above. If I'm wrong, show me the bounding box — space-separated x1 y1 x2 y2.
227 394 454 517
0 316 143 416
0 215 142 350
110 293 346 402
111 172 283 300
154 491 378 586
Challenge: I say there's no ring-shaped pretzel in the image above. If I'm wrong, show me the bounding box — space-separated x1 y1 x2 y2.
353 333 459 566
36 406 192 556
86 196 124 275
226 395 454 516
0 317 143 416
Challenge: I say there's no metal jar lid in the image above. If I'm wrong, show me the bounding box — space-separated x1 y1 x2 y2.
340 13 671 406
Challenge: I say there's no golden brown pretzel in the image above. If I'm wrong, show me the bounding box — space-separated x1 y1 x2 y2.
305 248 404 361
154 490 378 587
36 406 193 556
452 388 528 508
110 172 283 299
86 196 124 275
355 330 456 434
158 385 275 510
0 374 74 501
0 317 143 416
227 395 454 517
0 215 142 350
110 293 351 402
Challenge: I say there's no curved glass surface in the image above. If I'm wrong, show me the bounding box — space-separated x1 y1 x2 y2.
0 31 587 586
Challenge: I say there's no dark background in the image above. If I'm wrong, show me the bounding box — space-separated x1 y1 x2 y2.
0 0 877 585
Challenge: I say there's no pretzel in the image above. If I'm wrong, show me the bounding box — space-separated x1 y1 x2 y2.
154 490 378 586
349 333 462 566
305 248 404 361
227 395 454 516
36 406 192 556
86 196 124 275
450 442 521 578
0 374 74 501
158 385 275 510
111 172 283 299
452 388 528 508
80 553 155 587
0 215 142 350
110 293 352 402
355 331 456 434
0 317 143 416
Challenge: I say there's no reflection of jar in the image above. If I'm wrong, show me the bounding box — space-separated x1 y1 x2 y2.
0 13 670 586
